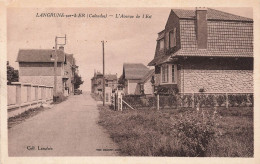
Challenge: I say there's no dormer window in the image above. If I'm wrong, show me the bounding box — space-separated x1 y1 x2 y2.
159 39 164 50
169 28 177 48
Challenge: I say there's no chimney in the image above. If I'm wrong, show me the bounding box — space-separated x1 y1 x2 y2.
59 46 64 51
196 7 208 49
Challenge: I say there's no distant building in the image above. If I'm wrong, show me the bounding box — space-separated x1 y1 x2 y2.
121 63 150 95
136 69 155 95
91 71 118 94
148 8 253 93
16 46 77 96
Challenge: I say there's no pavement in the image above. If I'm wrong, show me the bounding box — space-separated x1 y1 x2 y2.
8 92 119 156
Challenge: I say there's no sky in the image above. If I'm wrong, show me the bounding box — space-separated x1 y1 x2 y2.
7 7 253 91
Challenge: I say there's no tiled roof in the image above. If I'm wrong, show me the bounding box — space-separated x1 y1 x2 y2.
17 49 66 62
157 30 165 41
139 69 155 83
180 20 253 51
148 55 172 66
172 8 253 22
105 74 117 81
123 63 150 80
148 49 253 66
149 8 253 66
176 50 253 57
66 54 75 65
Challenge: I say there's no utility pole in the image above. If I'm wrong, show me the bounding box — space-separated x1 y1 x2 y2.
102 40 107 106
53 35 67 102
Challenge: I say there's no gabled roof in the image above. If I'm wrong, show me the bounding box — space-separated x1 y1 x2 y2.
172 8 253 22
17 49 66 62
139 69 155 83
148 8 253 66
105 74 117 81
123 63 150 80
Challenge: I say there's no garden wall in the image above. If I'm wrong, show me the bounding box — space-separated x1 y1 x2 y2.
7 82 53 118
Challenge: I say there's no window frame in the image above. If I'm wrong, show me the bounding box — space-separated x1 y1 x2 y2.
161 64 169 83
159 39 164 50
160 64 177 84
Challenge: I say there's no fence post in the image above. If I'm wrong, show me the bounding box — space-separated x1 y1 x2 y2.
226 93 229 109
120 94 123 111
34 85 39 102
192 93 195 108
157 94 159 110
13 82 22 108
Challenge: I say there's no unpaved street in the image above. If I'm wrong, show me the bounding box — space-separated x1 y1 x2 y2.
8 92 118 156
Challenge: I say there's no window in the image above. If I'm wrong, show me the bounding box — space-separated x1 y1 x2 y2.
161 65 169 83
169 28 177 48
106 93 109 102
159 39 164 50
172 64 175 83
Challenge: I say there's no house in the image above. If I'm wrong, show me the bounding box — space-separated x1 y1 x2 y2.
17 46 77 96
121 63 150 95
91 71 118 94
136 69 155 95
105 74 118 91
148 8 253 93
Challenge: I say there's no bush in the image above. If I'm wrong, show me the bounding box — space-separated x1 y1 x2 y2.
216 95 225 107
249 94 254 107
175 110 217 156
195 94 207 108
148 96 156 108
205 95 215 107
53 92 67 103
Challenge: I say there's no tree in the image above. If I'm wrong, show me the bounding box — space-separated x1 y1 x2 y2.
74 72 84 89
7 61 19 84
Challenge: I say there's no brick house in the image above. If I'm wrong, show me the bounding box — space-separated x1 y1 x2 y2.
17 46 77 96
136 69 155 95
148 8 253 93
121 63 150 95
91 71 118 94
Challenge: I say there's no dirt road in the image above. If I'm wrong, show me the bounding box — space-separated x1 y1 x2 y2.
8 92 118 156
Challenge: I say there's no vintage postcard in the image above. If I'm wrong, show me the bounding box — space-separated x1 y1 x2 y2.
0 0 260 164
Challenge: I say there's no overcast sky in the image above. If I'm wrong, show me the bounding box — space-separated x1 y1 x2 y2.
7 7 253 91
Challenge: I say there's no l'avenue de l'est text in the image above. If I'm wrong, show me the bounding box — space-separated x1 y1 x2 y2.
36 13 152 19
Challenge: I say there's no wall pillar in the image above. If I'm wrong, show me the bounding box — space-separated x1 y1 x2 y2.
24 83 32 103
13 82 22 107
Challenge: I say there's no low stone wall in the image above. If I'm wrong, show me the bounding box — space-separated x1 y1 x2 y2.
7 82 53 118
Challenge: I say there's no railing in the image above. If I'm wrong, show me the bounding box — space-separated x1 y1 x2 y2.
7 82 53 118
118 92 253 111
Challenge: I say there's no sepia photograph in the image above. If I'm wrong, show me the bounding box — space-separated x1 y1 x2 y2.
1 1 259 163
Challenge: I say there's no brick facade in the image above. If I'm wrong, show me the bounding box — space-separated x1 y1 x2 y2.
178 69 253 93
